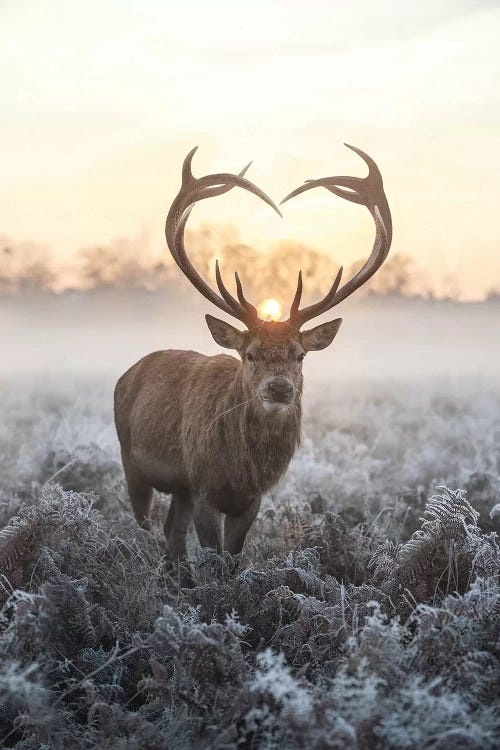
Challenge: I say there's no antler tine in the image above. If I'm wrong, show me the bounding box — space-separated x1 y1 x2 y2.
196 172 283 219
234 271 259 320
214 262 259 326
166 148 281 327
214 259 239 309
287 267 343 328
289 270 303 319
284 144 392 328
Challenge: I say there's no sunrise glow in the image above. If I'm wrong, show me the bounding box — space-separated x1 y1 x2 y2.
1 1 499 299
258 298 282 321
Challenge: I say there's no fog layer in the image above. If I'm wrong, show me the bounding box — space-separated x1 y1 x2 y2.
1 289 498 382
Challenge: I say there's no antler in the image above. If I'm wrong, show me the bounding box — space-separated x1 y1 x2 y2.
282 144 392 330
165 147 282 328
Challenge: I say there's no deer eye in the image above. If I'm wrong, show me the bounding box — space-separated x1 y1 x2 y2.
297 353 305 362
246 352 255 362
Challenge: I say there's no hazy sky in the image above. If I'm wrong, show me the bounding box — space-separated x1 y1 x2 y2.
1 0 499 299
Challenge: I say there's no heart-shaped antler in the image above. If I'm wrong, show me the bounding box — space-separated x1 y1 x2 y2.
165 147 282 328
165 145 392 332
282 144 392 329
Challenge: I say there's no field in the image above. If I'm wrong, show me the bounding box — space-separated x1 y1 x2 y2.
2 0 500 745
0 372 499 749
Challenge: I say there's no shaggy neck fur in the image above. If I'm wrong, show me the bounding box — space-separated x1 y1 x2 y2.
189 357 302 498
236 369 302 495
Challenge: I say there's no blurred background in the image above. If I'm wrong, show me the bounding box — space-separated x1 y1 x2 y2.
1 0 499 382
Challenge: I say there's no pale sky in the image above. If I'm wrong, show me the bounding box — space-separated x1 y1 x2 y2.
1 0 499 299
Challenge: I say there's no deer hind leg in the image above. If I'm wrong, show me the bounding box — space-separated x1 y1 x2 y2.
224 497 261 555
164 493 192 559
121 449 153 528
192 494 223 553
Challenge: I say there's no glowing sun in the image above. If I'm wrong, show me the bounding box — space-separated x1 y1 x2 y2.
258 298 282 321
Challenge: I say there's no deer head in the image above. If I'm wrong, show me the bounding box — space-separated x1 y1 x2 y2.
165 145 392 413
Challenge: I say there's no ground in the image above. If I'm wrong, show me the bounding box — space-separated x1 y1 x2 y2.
0 376 499 749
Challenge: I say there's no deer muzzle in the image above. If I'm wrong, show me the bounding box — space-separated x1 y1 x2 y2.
258 376 295 412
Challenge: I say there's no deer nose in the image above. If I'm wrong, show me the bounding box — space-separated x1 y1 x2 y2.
265 377 294 403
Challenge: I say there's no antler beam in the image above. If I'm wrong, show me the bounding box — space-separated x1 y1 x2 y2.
165 147 282 328
282 144 392 329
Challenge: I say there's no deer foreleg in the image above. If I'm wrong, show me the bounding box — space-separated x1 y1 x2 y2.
224 497 261 554
164 493 193 559
192 493 223 553
121 448 153 529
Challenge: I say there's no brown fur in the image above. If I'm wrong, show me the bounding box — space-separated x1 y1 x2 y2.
114 318 339 556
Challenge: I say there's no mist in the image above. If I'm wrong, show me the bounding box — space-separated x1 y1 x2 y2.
3 218 498 387
1 287 498 385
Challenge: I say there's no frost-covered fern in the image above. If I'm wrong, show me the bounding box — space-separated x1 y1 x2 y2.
0 378 499 748
368 486 500 605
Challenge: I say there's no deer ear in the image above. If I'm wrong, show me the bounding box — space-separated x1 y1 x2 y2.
205 314 245 350
301 318 342 351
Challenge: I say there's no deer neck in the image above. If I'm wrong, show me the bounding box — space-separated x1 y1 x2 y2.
223 367 302 492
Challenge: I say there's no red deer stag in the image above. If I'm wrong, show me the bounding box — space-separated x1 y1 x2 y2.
114 144 392 556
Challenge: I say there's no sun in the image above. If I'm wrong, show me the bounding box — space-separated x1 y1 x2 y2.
258 298 282 321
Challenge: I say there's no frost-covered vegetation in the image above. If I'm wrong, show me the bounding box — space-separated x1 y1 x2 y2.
0 377 499 749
